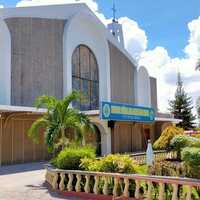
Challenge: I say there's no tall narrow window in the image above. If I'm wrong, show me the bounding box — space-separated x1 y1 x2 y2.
72 45 99 111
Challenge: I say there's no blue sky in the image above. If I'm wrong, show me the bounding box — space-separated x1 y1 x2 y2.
98 0 200 58
0 0 199 114
1 0 200 58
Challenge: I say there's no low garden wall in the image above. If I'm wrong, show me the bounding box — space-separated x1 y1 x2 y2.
131 150 176 165
45 165 200 200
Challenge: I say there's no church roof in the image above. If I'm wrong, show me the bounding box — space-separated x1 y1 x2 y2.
0 3 137 67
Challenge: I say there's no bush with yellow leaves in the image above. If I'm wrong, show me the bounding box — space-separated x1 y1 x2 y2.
153 126 184 150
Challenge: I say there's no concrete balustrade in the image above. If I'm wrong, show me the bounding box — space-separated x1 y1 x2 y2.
132 151 177 165
45 166 200 200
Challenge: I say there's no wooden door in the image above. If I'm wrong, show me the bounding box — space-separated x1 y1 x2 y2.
112 122 133 153
132 123 143 152
112 122 146 153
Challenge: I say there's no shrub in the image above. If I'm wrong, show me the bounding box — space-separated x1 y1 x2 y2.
52 145 96 170
181 147 200 167
193 127 200 131
170 135 200 159
80 154 142 174
181 147 200 179
153 160 185 177
192 133 200 139
153 126 184 150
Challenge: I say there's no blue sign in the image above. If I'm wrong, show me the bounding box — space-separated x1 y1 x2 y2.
100 101 155 122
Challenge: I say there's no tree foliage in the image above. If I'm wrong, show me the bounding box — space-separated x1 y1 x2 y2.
52 145 96 170
153 126 184 150
169 72 196 130
181 147 200 179
170 135 200 159
28 91 94 153
196 97 200 127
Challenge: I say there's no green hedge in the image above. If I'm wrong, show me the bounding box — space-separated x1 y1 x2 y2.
170 135 200 159
181 147 200 167
52 145 96 170
181 147 200 179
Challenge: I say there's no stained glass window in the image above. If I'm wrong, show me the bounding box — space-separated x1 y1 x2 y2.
72 45 99 111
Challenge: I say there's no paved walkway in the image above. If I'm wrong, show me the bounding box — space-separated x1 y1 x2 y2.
0 162 81 200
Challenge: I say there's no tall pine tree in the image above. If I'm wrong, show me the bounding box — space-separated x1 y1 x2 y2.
169 72 196 130
196 97 200 127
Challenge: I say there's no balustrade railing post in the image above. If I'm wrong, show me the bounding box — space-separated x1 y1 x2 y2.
113 177 119 197
147 181 153 200
67 173 73 192
103 176 109 195
135 180 140 199
123 178 129 198
52 172 58 190
186 185 192 200
94 175 99 195
84 175 90 193
172 184 178 200
75 174 81 192
59 173 65 191
158 182 165 200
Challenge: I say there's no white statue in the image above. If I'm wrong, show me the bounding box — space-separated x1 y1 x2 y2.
146 139 154 166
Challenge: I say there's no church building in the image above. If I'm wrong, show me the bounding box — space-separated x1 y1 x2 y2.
0 3 180 165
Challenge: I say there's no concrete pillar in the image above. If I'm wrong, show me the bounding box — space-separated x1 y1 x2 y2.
90 115 111 156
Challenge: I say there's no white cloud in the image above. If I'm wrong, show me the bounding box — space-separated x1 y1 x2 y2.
185 16 200 59
139 46 170 77
138 19 200 113
0 5 4 8
139 47 200 113
119 17 148 59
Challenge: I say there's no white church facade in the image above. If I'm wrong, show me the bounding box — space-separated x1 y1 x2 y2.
0 3 179 165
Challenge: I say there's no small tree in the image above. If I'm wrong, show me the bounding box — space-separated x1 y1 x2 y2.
28 91 94 153
169 72 196 130
196 97 200 127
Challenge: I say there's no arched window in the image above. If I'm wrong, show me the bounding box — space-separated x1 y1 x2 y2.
72 45 99 111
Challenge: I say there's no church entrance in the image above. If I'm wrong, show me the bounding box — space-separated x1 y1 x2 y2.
111 122 143 153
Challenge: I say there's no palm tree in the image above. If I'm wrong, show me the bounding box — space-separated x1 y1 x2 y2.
28 91 94 153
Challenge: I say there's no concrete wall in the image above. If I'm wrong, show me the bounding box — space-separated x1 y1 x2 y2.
150 77 158 112
89 115 111 155
109 42 136 104
137 66 151 107
5 18 65 106
0 19 11 105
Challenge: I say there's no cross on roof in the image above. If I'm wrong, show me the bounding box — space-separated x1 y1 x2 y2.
112 1 117 22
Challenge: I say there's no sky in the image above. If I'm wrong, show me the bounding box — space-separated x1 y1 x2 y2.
0 0 200 115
